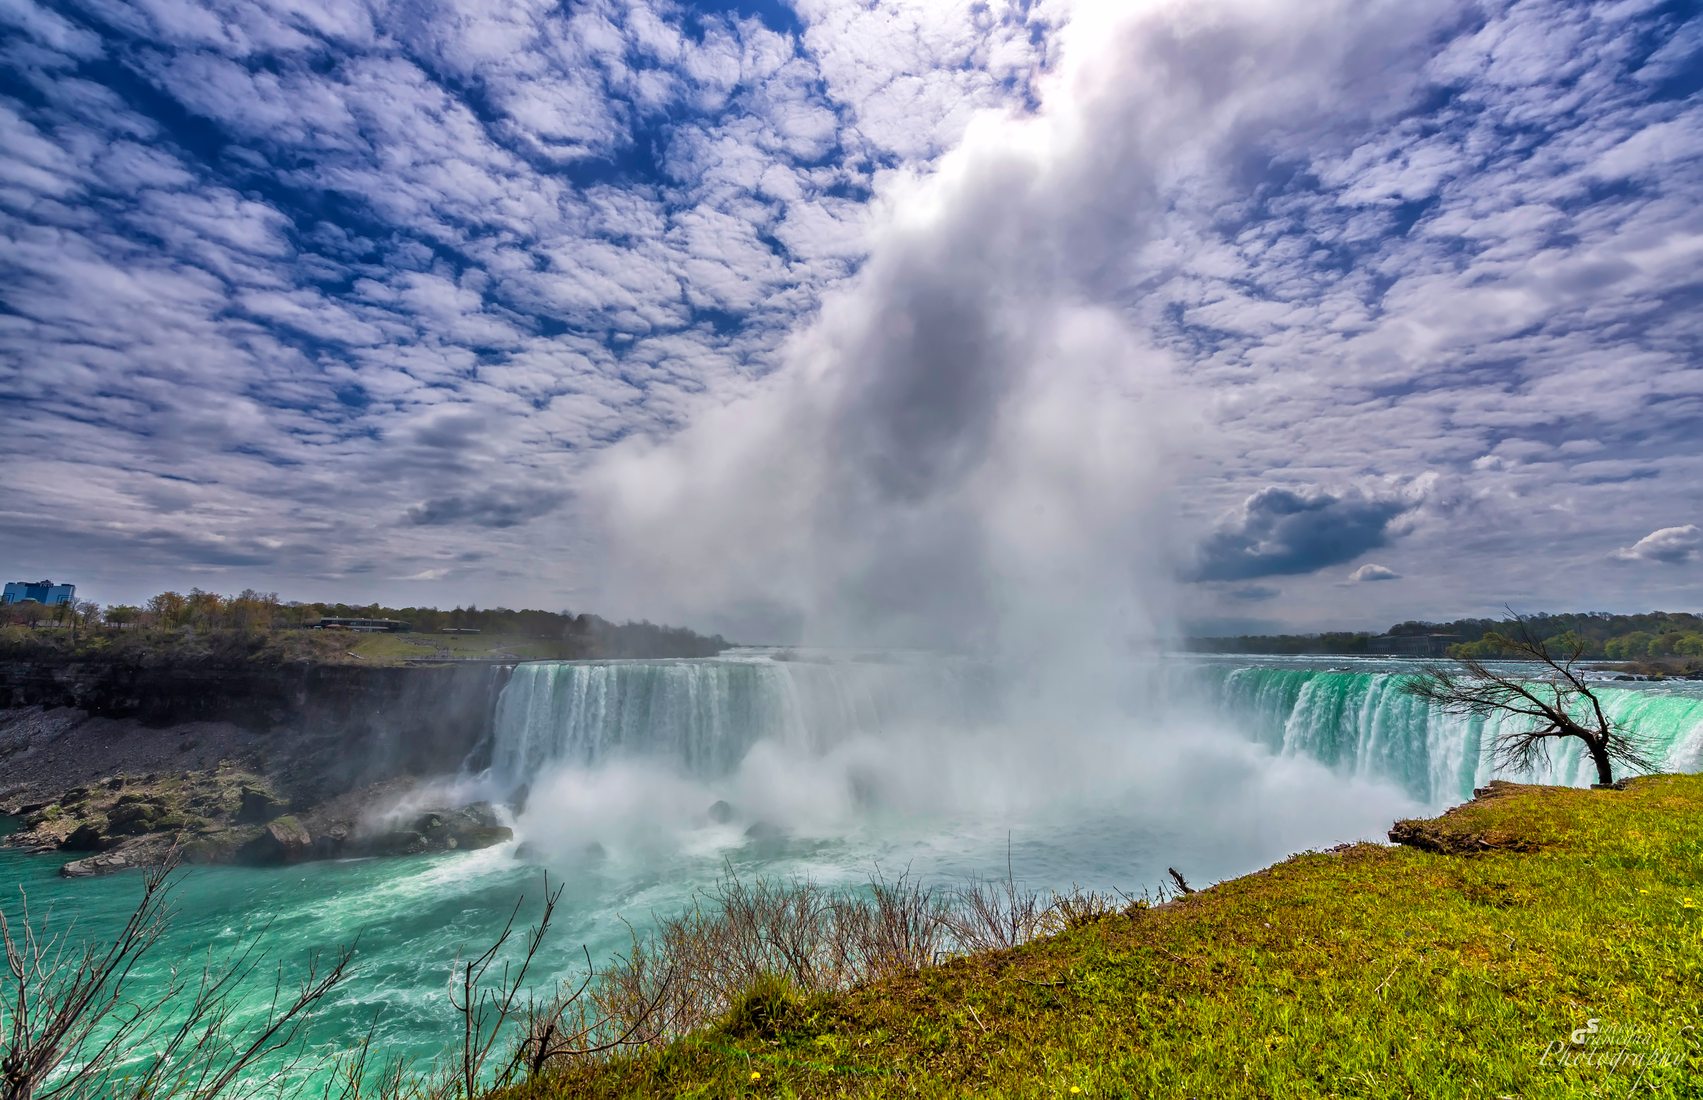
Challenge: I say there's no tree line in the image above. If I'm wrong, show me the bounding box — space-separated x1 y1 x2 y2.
0 588 728 661
1192 610 1703 660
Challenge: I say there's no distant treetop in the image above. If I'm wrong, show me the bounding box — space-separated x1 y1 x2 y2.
1191 610 1703 661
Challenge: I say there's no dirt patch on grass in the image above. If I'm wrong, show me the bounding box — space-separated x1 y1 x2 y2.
1387 817 1541 854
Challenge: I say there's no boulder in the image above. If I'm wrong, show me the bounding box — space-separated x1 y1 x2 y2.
62 852 132 878
240 816 314 864
106 800 166 836
312 823 351 859
62 821 111 852
462 802 502 827
359 830 430 857
707 800 735 824
405 805 511 851
236 785 287 824
457 825 514 850
182 828 256 864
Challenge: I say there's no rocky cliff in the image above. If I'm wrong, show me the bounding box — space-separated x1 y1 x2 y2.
0 658 517 875
0 658 511 779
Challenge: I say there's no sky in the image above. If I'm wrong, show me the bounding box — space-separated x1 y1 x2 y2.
1 0 1700 640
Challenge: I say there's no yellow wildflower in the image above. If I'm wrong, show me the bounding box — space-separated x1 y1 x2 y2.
750 1070 762 1081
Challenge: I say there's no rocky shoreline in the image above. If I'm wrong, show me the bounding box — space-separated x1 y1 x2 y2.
1 659 518 877
3 764 515 877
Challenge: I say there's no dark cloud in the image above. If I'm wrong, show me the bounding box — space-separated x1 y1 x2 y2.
1226 584 1281 601
404 489 566 529
1191 487 1418 581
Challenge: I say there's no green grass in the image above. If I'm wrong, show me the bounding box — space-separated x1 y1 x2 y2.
344 632 582 663
498 776 1703 1098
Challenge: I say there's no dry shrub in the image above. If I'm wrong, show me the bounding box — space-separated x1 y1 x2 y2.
587 867 958 1046
942 875 1055 953
833 873 950 979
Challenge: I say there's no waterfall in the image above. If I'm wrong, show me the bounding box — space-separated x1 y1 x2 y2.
1211 665 1703 804
486 652 1703 809
487 651 993 786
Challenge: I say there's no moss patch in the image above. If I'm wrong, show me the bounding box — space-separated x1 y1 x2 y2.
7 766 272 853
500 775 1703 1099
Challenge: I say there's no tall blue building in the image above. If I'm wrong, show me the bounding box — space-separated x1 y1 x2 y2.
2 579 76 606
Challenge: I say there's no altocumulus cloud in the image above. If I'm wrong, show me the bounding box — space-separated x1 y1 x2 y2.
0 0 1699 623
1191 487 1421 582
1612 525 1702 565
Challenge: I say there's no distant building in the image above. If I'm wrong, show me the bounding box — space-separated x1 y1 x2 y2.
314 617 412 633
2 579 75 606
1370 633 1462 658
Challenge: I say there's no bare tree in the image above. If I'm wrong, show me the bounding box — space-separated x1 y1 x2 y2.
1 851 356 1100
1404 613 1652 787
441 878 670 1098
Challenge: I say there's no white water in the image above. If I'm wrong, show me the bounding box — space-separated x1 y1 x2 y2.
483 651 1703 877
1203 658 1703 803
489 650 996 784
481 650 1438 884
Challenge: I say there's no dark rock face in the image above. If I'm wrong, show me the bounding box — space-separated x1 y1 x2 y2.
2 659 518 878
352 804 513 858
0 659 511 782
237 785 286 824
313 823 350 859
106 796 183 837
241 816 314 864
707 799 735 824
62 822 110 851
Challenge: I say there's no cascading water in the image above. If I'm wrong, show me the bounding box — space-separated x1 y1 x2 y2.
487 650 995 787
1207 662 1703 805
489 652 1703 813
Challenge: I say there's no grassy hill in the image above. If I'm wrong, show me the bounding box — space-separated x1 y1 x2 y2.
499 776 1703 1098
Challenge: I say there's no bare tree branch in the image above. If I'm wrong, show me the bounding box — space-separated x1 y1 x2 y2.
1 851 358 1100
1404 610 1654 787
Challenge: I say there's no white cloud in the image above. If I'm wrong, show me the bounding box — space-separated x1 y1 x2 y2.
1 0 1700 628
1348 564 1400 583
1613 526 1702 565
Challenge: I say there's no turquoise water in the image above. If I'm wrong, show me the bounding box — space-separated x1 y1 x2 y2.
5 653 1701 1090
1199 656 1703 802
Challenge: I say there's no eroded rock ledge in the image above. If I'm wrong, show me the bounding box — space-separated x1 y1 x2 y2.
6 766 513 877
1 660 515 877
